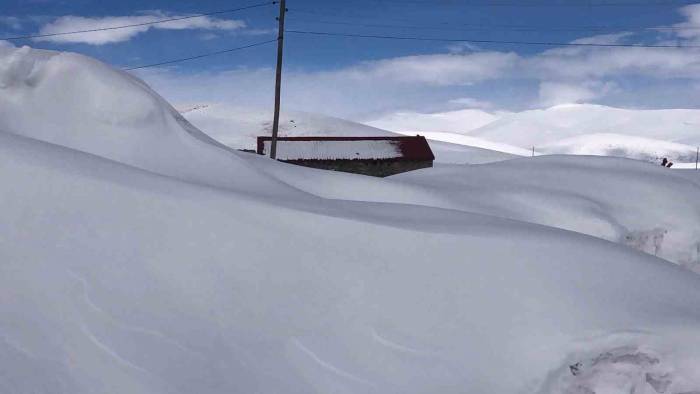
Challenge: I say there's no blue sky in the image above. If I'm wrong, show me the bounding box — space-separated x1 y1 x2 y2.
3 0 700 119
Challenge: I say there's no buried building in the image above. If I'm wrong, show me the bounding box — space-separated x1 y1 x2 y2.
257 136 435 177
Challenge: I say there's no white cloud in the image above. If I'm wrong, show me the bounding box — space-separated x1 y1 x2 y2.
343 52 518 86
34 13 246 45
673 3 700 40
525 45 700 80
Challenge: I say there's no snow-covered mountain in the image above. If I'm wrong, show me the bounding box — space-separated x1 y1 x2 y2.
469 104 700 148
4 43 700 394
370 103 700 163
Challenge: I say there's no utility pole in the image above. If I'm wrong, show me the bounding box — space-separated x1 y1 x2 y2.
696 146 699 170
269 0 286 159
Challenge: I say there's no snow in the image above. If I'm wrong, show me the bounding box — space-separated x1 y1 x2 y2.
469 104 700 148
370 104 700 163
181 103 518 165
260 139 402 160
539 133 700 162
0 43 294 197
3 44 700 393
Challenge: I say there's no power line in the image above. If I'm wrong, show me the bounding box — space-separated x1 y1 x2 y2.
2 1 274 41
353 0 700 7
123 39 277 70
289 8 700 33
290 16 700 33
285 29 700 48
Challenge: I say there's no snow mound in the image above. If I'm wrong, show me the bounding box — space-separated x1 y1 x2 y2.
0 43 292 196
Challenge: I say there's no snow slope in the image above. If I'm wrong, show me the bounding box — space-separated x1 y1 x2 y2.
181 103 519 164
4 44 700 394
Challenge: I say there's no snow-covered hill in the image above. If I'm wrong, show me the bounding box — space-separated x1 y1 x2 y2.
370 104 700 163
4 44 700 394
181 103 519 164
469 104 700 148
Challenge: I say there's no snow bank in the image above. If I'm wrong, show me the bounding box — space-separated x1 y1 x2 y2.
0 43 294 196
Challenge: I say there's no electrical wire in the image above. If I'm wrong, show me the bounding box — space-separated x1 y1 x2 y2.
2 2 274 41
123 39 277 70
285 29 700 48
352 0 700 7
289 16 700 33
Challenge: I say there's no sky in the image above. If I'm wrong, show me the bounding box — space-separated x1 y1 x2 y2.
3 0 700 120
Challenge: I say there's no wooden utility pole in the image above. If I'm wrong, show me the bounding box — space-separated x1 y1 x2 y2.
269 0 286 159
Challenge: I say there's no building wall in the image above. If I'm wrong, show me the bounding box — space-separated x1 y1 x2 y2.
283 159 433 177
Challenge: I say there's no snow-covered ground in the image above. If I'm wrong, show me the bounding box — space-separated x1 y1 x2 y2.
4 43 700 394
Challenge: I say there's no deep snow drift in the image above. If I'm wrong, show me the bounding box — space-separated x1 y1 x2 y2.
0 43 296 197
249 151 700 272
6 121 700 394
3 44 700 394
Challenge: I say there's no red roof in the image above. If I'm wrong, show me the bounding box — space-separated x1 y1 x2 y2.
257 136 435 161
